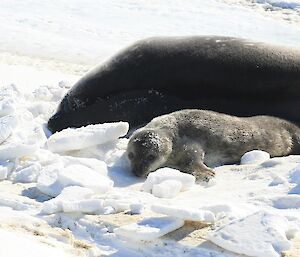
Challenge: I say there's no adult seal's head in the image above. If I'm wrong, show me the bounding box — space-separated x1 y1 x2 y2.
127 129 172 177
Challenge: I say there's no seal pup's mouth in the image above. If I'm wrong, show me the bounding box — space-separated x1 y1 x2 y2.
131 167 151 178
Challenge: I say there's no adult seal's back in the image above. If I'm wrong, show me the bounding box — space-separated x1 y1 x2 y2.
48 36 300 132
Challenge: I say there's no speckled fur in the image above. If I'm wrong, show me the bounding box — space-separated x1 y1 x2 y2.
127 109 300 181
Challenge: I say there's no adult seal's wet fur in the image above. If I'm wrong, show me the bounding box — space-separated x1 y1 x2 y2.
48 36 300 133
126 110 300 181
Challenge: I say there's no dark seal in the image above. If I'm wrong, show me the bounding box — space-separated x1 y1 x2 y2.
126 110 300 181
48 36 300 133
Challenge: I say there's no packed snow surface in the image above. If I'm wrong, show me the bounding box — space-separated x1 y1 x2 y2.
114 217 185 241
0 0 300 71
207 211 292 257
1 0 300 257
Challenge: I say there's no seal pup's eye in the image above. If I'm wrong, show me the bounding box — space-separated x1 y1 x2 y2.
128 152 135 160
147 154 156 161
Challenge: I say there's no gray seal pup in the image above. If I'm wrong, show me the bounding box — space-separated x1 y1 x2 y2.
48 36 300 133
126 109 300 181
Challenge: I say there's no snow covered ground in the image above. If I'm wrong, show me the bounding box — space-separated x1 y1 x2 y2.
0 1 300 257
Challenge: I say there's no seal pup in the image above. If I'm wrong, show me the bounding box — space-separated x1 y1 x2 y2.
48 36 300 133
126 110 300 181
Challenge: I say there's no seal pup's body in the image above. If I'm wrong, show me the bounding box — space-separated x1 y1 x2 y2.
127 110 300 181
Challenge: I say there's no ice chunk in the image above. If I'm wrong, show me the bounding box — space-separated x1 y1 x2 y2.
269 174 287 186
41 186 93 214
289 165 300 184
142 168 195 193
12 163 42 183
0 166 8 180
129 203 144 214
62 199 104 214
114 217 184 241
240 150 270 165
0 143 38 162
37 163 111 197
152 180 182 198
0 115 18 144
151 204 215 223
47 122 129 152
37 164 64 197
0 99 15 117
57 164 113 194
104 199 131 213
289 184 300 194
61 156 108 177
207 212 291 257
272 195 300 209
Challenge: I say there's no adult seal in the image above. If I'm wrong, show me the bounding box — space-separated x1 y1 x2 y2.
48 36 300 132
126 109 300 181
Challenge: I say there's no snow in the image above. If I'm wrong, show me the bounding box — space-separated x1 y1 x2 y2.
0 0 300 256
129 203 144 214
41 186 94 214
240 150 270 165
114 217 185 241
0 166 8 180
289 165 300 183
11 162 42 183
37 163 112 197
0 143 39 162
0 229 73 257
142 168 196 193
152 179 183 198
47 122 129 153
254 0 300 9
0 115 18 144
152 204 216 223
207 211 291 257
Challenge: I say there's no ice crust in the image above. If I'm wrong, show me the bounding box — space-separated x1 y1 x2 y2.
0 115 18 144
41 186 94 214
152 179 182 198
114 216 184 241
37 163 112 197
152 204 215 222
207 212 291 257
47 122 129 152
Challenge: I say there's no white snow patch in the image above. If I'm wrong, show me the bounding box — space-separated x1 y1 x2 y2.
152 179 182 198
0 115 18 144
152 204 215 223
0 143 38 162
272 195 300 209
207 211 292 257
0 229 73 257
142 168 195 193
41 186 94 214
114 217 184 241
37 163 112 197
11 163 42 183
240 150 270 165
289 165 300 183
47 122 129 153
62 199 104 214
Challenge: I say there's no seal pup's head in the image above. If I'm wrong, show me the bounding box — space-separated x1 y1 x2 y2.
127 129 172 178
